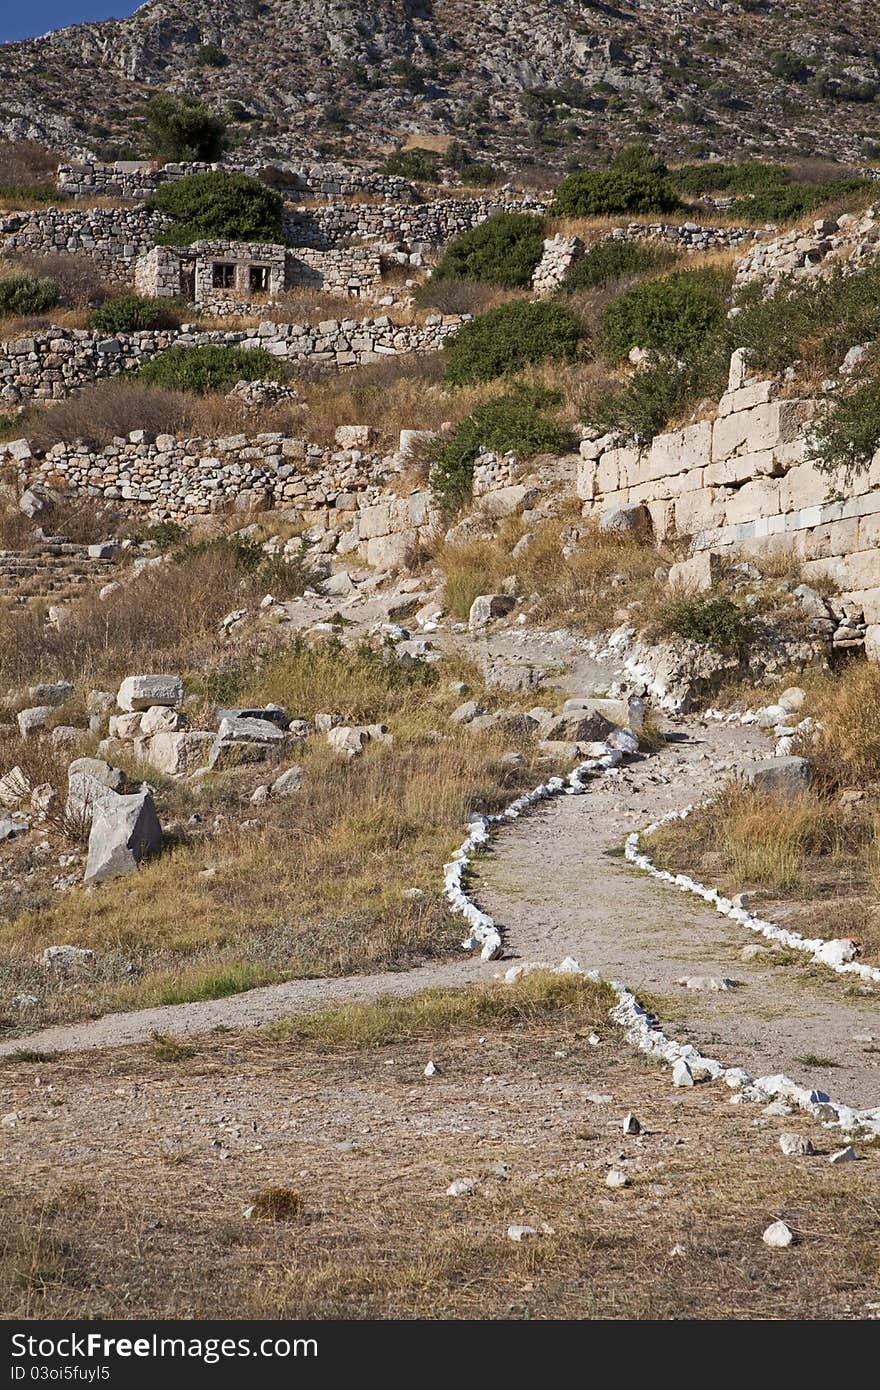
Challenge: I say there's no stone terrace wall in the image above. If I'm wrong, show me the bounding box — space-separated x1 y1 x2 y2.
607 221 764 252
58 160 417 205
285 194 548 252
578 349 880 649
0 315 465 404
0 207 164 282
1 430 438 569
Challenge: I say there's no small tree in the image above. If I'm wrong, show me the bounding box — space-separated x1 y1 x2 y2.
145 94 228 162
146 170 284 245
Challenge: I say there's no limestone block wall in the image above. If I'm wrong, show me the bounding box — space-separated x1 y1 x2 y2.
284 194 548 252
579 350 880 649
0 315 466 404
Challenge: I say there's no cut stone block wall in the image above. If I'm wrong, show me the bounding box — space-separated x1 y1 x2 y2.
579 350 880 652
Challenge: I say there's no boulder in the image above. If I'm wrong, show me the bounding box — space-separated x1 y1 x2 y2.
140 705 188 736
41 945 94 969
117 674 183 712
29 681 73 706
450 700 486 725
598 504 651 537
272 766 303 796
326 725 371 758
208 717 289 771
543 708 615 743
740 756 811 798
148 730 215 776
84 790 161 884
468 593 516 630
17 706 53 738
109 711 144 740
66 756 127 823
215 705 289 730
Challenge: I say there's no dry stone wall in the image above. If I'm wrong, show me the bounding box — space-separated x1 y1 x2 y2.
579 349 880 654
0 315 465 404
284 194 547 252
57 160 417 205
0 207 164 283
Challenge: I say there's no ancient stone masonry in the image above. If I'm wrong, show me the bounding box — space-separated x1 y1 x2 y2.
134 240 288 309
0 430 439 570
58 160 417 205
0 316 465 404
0 207 164 283
735 207 880 294
606 221 765 253
284 194 548 253
531 235 584 297
579 349 880 657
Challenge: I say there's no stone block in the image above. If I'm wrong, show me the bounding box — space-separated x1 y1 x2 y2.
722 479 780 528
648 420 711 480
117 674 183 712
711 400 813 462
668 551 722 593
740 756 811 798
147 730 214 776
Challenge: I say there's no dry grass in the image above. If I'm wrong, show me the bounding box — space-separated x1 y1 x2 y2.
1 991 878 1319
814 662 880 786
438 514 668 628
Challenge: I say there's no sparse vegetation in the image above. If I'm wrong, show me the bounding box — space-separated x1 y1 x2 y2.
655 595 753 655
87 294 181 334
0 273 59 316
550 169 681 218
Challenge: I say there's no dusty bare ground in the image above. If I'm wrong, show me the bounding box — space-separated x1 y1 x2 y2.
1 1004 878 1320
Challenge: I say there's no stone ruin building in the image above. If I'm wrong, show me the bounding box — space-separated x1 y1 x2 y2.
134 240 288 312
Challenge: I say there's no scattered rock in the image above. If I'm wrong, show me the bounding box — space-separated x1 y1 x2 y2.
447 1178 477 1197
672 1060 694 1088
829 1145 856 1164
762 1220 794 1248
606 1169 630 1188
468 593 516 630
507 1224 538 1242
779 1132 814 1157
117 674 183 712
740 756 812 798
41 945 94 969
84 790 162 884
622 1113 641 1135
423 1061 442 1077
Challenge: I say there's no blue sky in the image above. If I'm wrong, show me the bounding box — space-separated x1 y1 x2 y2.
0 3 141 43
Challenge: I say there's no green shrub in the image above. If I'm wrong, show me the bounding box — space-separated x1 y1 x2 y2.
562 238 678 292
130 520 186 552
728 177 871 222
0 274 59 316
146 170 283 245
808 371 880 477
550 170 681 218
431 213 546 289
444 300 586 384
610 142 668 178
587 357 697 445
599 267 730 362
88 294 181 333
669 161 791 197
145 93 228 162
657 596 752 654
429 388 572 513
198 43 227 67
135 345 281 394
385 147 442 181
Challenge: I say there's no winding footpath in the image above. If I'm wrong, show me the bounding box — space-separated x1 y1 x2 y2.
2 716 879 1131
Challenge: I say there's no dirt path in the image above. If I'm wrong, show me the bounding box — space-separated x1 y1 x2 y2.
3 715 878 1104
479 721 880 1110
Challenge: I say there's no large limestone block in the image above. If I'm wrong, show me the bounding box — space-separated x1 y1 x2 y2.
722 478 780 528
801 517 859 560
865 625 880 663
66 757 126 823
674 488 721 536
576 455 597 502
711 400 812 463
84 790 161 883
668 551 721 594
357 501 394 541
648 420 711 481
148 730 214 776
779 462 829 513
468 593 516 630
117 674 183 712
716 379 778 418
704 448 778 488
480 485 540 519
739 756 811 798
365 530 416 570
598 504 651 537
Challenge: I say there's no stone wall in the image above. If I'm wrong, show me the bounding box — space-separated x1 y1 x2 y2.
57 159 417 205
0 315 465 405
0 430 438 570
579 349 880 652
0 207 164 282
606 221 764 253
284 193 548 252
734 206 880 294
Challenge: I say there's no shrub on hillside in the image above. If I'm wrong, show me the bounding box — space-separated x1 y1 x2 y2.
429 387 572 513
586 357 697 445
443 300 586 384
550 170 681 218
88 294 181 333
656 595 752 655
610 142 668 178
0 274 59 316
431 213 547 289
561 238 678 292
808 371 880 477
146 170 284 245
145 93 228 162
728 177 871 222
598 267 730 362
385 147 442 181
136 345 282 394
669 161 791 197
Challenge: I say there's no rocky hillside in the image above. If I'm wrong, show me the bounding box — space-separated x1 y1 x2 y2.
2 0 880 172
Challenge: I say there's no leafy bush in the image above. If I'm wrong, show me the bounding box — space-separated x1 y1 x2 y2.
808 372 880 477
145 93 228 162
657 596 752 654
88 294 181 333
562 238 677 292
147 170 284 245
444 300 586 385
429 387 572 513
669 161 791 197
728 177 871 222
198 43 227 67
431 213 546 289
610 142 668 177
598 267 730 362
587 357 697 445
136 345 282 394
385 147 442 181
550 170 681 218
0 274 59 316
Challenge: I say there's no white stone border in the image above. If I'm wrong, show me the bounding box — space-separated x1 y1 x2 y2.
444 745 880 1138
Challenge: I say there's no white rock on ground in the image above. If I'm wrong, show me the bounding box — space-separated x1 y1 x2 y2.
779 1133 814 1157
606 1169 630 1188
117 675 183 712
672 1059 695 1087
447 1178 477 1197
622 1113 641 1135
762 1220 794 1248
84 790 162 884
507 1225 538 1242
